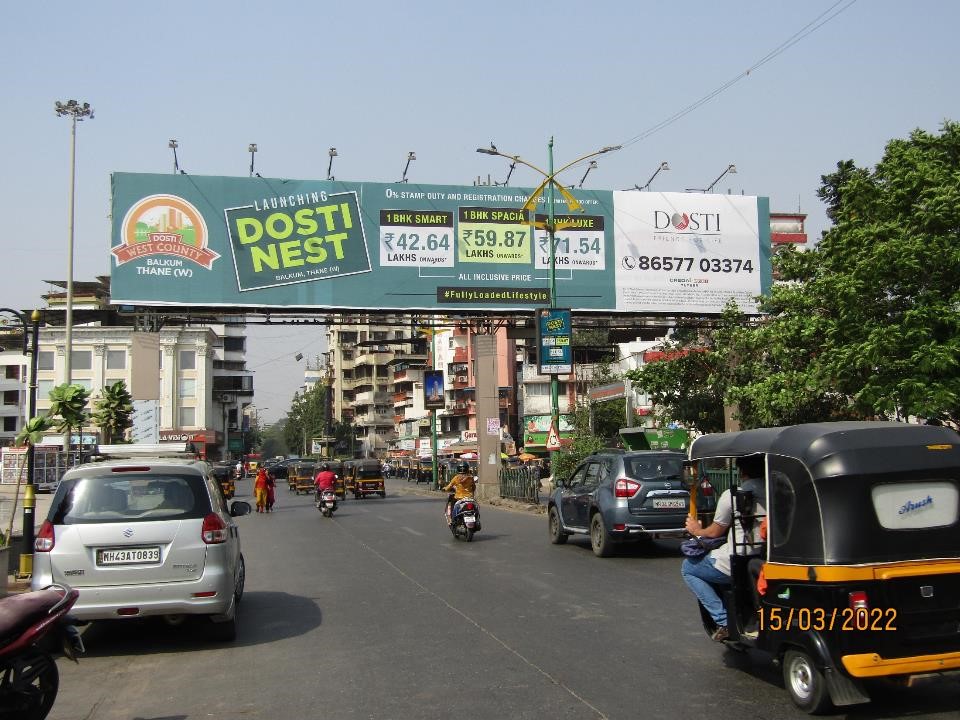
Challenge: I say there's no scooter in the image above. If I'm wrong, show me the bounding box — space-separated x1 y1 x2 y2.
316 487 338 517
446 495 481 542
0 584 84 720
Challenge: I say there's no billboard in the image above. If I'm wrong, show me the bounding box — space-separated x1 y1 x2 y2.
110 173 771 314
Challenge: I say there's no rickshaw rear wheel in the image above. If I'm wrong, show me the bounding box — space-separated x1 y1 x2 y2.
783 649 831 714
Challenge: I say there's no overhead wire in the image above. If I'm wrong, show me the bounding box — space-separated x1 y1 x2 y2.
616 0 858 150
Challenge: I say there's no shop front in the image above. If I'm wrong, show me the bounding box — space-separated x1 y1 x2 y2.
159 429 221 459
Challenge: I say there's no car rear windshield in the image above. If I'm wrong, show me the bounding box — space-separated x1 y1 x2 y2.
624 455 684 481
49 474 212 524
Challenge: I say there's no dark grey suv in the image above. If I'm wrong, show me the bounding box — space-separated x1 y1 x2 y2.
548 449 710 557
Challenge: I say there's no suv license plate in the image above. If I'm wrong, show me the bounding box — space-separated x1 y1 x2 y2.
97 547 161 565
653 498 686 509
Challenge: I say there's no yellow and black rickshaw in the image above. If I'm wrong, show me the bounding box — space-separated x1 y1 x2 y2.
289 460 317 495
685 421 960 714
352 458 385 499
341 460 357 495
211 462 235 499
325 459 345 499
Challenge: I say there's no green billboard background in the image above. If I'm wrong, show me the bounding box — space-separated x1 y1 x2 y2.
110 173 772 313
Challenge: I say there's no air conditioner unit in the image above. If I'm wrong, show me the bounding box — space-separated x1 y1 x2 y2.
217 393 234 403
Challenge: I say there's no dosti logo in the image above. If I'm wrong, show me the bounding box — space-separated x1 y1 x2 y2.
654 209 721 233
112 194 219 268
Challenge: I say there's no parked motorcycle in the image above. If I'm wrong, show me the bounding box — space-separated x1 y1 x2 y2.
446 495 481 542
316 488 338 517
0 584 84 720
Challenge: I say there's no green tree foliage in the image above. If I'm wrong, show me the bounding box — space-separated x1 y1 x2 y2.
551 404 605 482
90 380 134 444
5 415 55 546
259 420 289 459
283 382 330 455
48 383 91 442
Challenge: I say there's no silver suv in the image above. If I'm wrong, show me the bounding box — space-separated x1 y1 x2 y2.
548 449 713 557
30 445 252 641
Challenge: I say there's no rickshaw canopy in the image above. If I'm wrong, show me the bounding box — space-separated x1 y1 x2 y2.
688 422 960 566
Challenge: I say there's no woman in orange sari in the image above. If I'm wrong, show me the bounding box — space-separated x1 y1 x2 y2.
254 467 269 513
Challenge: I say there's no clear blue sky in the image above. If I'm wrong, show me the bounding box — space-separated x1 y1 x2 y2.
3 0 958 424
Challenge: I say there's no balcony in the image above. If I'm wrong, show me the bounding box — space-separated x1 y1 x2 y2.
213 374 254 395
392 391 411 405
355 412 395 427
355 390 391 405
453 348 468 363
452 374 469 389
448 401 475 416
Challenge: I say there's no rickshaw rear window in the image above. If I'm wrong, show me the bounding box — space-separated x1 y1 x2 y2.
871 480 958 530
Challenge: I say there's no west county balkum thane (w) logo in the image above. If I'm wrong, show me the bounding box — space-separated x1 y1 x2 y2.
112 195 220 269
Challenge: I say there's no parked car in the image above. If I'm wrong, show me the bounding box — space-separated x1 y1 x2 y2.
30 443 252 641
547 449 715 557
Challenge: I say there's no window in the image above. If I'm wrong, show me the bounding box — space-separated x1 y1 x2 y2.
178 378 196 398
223 337 245 353
3 390 17 405
179 406 196 427
179 350 196 370
3 416 16 432
38 351 54 371
72 350 92 370
4 365 19 380
73 379 92 390
38 380 55 399
106 350 126 370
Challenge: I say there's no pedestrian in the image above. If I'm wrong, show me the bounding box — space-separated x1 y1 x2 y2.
266 470 276 512
254 467 268 513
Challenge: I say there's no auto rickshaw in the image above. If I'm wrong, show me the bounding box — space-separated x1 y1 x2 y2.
684 421 960 714
326 460 346 499
289 460 317 495
211 463 235 499
341 460 357 495
352 459 386 498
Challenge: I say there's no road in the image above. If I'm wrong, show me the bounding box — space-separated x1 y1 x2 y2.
47 477 960 720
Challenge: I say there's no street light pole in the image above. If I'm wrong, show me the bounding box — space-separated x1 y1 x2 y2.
55 99 93 452
477 139 620 462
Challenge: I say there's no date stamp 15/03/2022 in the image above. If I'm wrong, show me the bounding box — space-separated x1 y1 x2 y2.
758 607 897 632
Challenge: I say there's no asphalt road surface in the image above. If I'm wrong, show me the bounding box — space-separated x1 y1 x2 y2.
46 477 960 720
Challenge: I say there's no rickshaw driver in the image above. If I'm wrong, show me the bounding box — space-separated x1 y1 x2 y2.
681 456 766 642
314 463 337 493
442 461 476 526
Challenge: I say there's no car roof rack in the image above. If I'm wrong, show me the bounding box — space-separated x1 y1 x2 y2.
91 442 200 459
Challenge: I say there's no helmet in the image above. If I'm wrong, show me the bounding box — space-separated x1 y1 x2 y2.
320 463 329 471
456 461 470 473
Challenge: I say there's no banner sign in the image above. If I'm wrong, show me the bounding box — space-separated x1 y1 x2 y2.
423 369 445 410
537 307 572 375
110 173 771 313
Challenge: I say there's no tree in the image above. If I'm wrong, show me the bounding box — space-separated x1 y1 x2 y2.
550 404 605 482
48 383 91 445
90 380 134 444
284 382 330 455
5 416 54 546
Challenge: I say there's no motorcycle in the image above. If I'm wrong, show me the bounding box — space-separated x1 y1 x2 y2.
316 487 338 517
446 495 481 542
0 584 84 720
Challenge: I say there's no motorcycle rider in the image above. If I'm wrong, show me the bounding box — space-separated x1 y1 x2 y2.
442 461 476 525
314 462 337 494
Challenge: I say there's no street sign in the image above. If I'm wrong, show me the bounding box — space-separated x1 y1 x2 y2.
537 308 572 375
545 423 561 450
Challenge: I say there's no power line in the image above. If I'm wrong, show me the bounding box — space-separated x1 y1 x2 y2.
617 0 858 149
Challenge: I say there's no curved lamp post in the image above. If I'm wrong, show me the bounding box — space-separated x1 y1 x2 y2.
476 139 621 460
0 308 41 576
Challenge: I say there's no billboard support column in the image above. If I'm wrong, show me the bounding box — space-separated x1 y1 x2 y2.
473 334 499 501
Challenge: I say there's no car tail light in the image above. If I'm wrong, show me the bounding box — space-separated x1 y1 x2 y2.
849 590 869 611
613 523 626 531
614 478 641 498
35 520 55 552
202 513 228 544
699 479 714 496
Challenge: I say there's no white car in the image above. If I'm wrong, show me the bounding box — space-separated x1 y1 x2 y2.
30 445 252 641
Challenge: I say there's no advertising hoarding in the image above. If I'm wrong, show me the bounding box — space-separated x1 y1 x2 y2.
110 173 771 314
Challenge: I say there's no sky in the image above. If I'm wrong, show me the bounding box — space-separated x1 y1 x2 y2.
3 0 959 426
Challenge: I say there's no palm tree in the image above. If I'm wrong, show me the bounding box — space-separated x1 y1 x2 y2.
91 380 134 444
5 416 53 547
48 383 91 448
